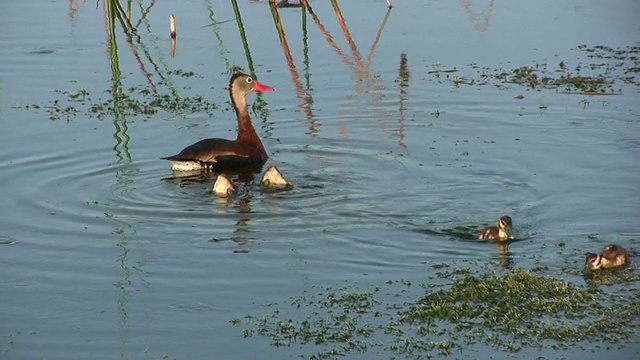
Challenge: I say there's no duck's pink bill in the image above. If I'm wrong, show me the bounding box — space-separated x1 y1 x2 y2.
254 81 275 92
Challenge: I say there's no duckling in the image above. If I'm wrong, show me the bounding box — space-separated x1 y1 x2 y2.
261 165 292 190
211 174 236 197
586 245 629 270
478 215 513 241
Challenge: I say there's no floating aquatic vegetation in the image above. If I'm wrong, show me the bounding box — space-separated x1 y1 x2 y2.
239 267 640 359
427 45 640 93
17 44 639 121
15 70 220 121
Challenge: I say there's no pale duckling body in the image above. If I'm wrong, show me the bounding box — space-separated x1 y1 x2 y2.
478 215 513 241
586 245 629 270
261 165 292 190
211 174 237 197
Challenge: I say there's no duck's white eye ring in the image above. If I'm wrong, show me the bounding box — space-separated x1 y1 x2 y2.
246 77 253 83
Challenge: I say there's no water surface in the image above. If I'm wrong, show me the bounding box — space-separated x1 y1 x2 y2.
1 0 639 359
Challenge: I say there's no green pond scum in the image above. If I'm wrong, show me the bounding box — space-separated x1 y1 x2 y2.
239 266 639 359
427 44 639 93
14 45 640 122
19 85 221 122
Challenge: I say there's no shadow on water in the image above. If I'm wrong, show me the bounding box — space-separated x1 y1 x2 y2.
209 192 255 249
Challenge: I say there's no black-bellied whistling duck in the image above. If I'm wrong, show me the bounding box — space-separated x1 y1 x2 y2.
163 72 275 171
477 215 514 241
586 245 630 270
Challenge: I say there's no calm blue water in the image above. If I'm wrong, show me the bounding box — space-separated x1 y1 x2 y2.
1 0 639 359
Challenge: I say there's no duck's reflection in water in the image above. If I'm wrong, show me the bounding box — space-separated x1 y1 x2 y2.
163 166 260 250
210 182 254 250
210 164 292 250
498 242 513 269
225 197 253 250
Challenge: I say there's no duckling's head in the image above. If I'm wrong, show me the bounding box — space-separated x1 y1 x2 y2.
586 253 602 270
212 174 237 197
261 165 293 190
498 215 513 239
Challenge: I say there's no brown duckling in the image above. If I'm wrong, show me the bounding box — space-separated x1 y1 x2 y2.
261 165 292 190
211 174 237 197
586 245 629 270
478 215 513 241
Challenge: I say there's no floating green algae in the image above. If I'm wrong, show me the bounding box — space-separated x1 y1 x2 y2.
17 45 640 122
427 44 640 93
18 83 220 122
239 267 640 359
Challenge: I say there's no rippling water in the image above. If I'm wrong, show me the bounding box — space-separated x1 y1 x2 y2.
1 0 639 359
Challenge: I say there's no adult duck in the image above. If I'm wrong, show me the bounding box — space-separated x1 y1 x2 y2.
163 72 274 171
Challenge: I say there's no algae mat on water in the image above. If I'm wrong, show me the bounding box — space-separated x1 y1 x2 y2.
425 45 640 93
238 267 640 359
15 45 640 122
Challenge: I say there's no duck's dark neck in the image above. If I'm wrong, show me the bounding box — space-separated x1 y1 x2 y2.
230 87 267 160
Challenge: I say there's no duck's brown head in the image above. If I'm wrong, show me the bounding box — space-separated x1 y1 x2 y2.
230 72 275 97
